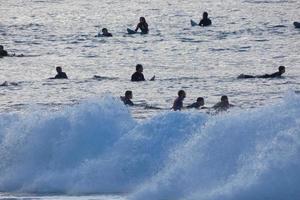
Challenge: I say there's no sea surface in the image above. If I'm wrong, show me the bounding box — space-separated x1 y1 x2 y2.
0 0 300 199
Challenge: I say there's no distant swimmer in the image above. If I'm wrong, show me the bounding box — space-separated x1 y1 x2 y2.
135 17 149 34
187 97 206 109
213 95 234 112
97 28 112 37
0 45 8 57
199 12 212 27
172 90 186 111
131 64 155 82
238 66 285 79
120 90 134 106
52 66 68 79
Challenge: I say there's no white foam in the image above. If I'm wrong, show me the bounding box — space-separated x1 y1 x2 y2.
0 94 300 200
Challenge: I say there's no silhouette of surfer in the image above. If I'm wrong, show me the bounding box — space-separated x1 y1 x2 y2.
172 90 186 111
238 66 285 79
199 12 212 26
120 90 134 106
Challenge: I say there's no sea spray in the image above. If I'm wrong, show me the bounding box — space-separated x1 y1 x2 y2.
0 94 299 200
130 93 300 200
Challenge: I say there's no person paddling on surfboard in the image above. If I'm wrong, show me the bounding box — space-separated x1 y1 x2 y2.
120 90 134 106
213 95 234 112
199 12 212 26
238 66 285 79
98 28 112 37
135 17 149 34
187 97 207 109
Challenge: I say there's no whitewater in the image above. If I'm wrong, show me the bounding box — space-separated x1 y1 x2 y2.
0 93 299 200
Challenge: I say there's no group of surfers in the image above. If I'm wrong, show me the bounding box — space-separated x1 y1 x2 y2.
1 11 287 112
120 64 285 112
96 12 212 37
120 89 233 113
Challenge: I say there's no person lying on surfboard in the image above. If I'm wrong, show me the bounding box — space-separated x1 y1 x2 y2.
187 97 207 109
135 17 149 34
120 90 134 106
213 95 234 112
99 28 112 37
199 12 212 27
238 66 285 79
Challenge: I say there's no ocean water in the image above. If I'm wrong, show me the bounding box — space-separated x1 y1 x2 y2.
0 0 300 199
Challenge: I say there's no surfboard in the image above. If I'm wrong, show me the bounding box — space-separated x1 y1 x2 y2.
127 28 137 34
191 20 198 27
294 22 300 28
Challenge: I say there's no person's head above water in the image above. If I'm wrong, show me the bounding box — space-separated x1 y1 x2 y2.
140 17 146 23
56 66 63 73
278 66 285 74
221 95 229 104
178 90 186 98
102 28 108 34
0 45 3 50
203 12 208 19
125 90 133 99
136 64 143 73
196 97 204 106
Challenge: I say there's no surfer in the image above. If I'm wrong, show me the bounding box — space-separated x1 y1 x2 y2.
187 97 206 109
0 45 8 57
131 64 155 81
172 90 186 111
213 95 233 112
120 90 134 106
199 12 212 27
100 28 112 37
238 66 285 79
0 81 18 86
51 66 68 79
135 17 149 34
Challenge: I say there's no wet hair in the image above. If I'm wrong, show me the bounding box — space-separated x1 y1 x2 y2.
278 66 285 71
102 28 108 32
197 97 204 102
125 90 132 98
178 90 186 97
136 64 143 71
221 95 228 101
203 12 208 18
